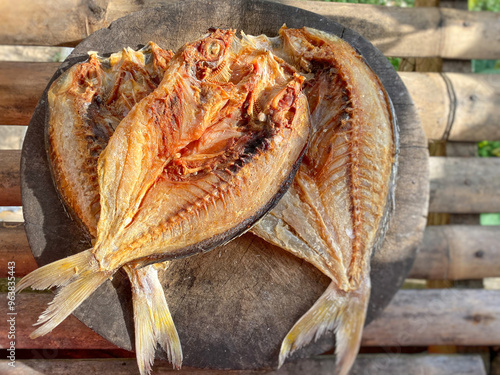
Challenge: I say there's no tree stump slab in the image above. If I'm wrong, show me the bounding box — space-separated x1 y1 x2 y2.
21 0 429 370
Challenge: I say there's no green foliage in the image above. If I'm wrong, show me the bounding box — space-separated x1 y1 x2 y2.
472 59 500 74
469 0 500 11
481 213 500 225
388 57 401 70
478 141 500 157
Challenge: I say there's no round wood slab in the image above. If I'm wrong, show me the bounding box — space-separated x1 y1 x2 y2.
21 0 429 370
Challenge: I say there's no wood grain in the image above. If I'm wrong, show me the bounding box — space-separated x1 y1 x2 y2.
429 157 500 213
400 72 500 142
0 150 21 206
361 289 500 347
2 290 499 350
1 0 499 59
0 355 488 375
409 225 500 280
0 222 36 277
3 223 499 280
0 62 59 125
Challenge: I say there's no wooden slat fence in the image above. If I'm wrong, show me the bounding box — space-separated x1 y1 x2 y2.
0 0 498 374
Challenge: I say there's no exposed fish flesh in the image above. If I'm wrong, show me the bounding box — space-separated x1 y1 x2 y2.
45 42 181 374
17 29 310 374
250 27 396 375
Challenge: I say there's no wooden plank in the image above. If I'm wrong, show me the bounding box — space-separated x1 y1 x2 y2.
1 290 499 350
400 72 500 142
0 354 488 374
445 142 477 157
0 150 21 206
3 64 500 143
361 289 500 346
409 226 500 280
0 0 499 59
4 224 500 280
0 222 36 277
0 62 59 125
429 157 500 213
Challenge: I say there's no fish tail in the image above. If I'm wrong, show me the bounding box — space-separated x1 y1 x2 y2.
15 249 111 339
126 265 183 375
279 276 370 375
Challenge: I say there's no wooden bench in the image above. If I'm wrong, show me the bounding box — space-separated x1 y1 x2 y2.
1 0 499 374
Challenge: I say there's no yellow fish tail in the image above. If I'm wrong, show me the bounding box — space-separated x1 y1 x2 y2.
126 265 183 375
279 277 370 375
15 249 111 339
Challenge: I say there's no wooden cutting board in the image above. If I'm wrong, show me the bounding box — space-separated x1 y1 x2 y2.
20 0 429 370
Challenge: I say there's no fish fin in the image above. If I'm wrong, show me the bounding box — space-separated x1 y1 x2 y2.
15 249 111 339
279 276 370 375
127 265 183 375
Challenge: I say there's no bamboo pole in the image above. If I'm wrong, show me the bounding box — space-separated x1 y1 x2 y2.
0 0 499 59
1 63 499 141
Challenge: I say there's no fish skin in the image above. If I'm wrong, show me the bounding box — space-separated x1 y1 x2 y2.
250 26 395 375
16 28 310 364
47 42 173 235
45 42 182 373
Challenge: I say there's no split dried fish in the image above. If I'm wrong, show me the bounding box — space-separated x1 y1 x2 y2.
17 29 310 375
250 27 396 375
45 42 182 373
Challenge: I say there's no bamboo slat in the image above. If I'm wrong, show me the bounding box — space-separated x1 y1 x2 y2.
1 62 500 141
409 225 500 280
0 1 499 59
0 355 488 375
0 150 21 206
400 72 500 141
3 223 499 280
0 62 59 126
361 289 500 347
3 151 500 213
1 290 499 349
428 157 500 213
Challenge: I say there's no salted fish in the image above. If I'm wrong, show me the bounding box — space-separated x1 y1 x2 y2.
250 27 396 375
17 29 310 374
44 42 181 374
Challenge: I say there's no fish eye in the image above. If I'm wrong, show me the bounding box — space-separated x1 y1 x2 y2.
207 41 222 57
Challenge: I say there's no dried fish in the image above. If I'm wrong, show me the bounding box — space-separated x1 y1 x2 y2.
45 42 181 374
17 29 310 374
250 27 396 375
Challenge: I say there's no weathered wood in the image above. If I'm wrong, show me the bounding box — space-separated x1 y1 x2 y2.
429 157 500 213
0 355 488 374
0 150 21 206
409 226 500 280
0 62 59 125
361 289 500 347
2 290 499 350
400 72 500 141
445 142 477 157
1 0 499 59
0 222 36 277
4 64 500 143
4 224 500 280
19 1 428 369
